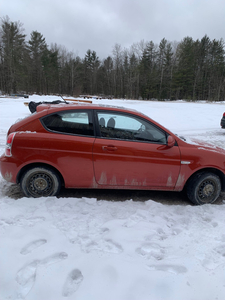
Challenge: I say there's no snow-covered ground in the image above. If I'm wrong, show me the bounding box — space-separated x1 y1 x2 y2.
1 95 225 300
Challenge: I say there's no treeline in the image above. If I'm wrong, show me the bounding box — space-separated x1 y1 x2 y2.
1 16 225 100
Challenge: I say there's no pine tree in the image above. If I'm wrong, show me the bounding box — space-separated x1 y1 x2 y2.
139 41 157 99
0 16 26 93
83 50 100 95
27 31 47 93
173 37 195 99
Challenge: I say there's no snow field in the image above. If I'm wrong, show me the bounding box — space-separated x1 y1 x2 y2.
0 96 225 300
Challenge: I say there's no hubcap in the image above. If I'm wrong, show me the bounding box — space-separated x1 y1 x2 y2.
198 180 215 202
202 183 214 196
34 177 48 191
28 173 53 196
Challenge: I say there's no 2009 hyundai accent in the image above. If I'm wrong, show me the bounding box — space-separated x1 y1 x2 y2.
0 103 225 205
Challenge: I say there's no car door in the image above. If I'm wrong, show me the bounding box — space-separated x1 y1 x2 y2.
92 111 181 189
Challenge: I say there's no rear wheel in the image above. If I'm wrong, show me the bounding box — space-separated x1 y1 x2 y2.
187 172 221 205
20 166 61 198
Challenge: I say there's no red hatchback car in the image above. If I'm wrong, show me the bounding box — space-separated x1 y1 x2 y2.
0 103 225 205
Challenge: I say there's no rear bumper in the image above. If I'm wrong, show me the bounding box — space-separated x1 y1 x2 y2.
0 154 19 183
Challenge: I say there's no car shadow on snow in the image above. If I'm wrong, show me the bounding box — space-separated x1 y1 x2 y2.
3 183 225 206
58 188 193 205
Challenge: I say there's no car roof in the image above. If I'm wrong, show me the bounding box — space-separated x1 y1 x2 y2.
36 102 142 115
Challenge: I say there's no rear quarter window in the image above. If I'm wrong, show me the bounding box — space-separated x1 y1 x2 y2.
41 110 94 136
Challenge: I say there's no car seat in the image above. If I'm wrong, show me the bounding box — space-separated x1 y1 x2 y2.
107 118 115 128
99 117 105 127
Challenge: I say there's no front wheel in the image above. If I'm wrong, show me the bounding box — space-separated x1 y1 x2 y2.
20 166 61 198
186 172 221 205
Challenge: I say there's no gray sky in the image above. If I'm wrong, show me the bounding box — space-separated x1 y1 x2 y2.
1 0 225 58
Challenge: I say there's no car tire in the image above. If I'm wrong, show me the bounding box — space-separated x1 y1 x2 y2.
186 172 221 205
20 166 61 198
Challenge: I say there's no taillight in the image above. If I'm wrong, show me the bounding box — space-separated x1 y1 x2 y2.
223 113 225 117
5 133 16 157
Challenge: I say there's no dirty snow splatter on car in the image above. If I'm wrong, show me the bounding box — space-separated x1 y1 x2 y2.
0 95 225 300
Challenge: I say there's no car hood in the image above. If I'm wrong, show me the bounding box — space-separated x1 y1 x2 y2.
181 136 225 155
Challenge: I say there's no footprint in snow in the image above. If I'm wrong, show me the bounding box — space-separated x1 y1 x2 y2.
136 243 165 260
16 260 40 299
20 239 47 255
15 252 68 298
40 252 68 266
101 239 123 254
214 244 225 257
82 238 123 254
147 264 187 274
62 269 83 297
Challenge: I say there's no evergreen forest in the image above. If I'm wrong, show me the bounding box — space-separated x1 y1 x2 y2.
1 16 225 101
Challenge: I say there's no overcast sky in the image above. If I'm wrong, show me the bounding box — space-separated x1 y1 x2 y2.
1 0 225 58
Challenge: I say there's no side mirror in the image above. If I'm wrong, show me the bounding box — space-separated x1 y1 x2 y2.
167 135 175 148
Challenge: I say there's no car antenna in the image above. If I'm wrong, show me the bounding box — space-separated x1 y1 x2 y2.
59 95 68 104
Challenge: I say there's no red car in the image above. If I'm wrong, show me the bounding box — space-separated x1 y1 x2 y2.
0 103 225 205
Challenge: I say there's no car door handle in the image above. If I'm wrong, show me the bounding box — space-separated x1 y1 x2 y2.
102 145 118 151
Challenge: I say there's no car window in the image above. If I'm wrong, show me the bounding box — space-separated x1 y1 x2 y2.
97 112 167 144
42 110 94 136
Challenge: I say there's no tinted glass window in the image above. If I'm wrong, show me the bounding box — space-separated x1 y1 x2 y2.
97 112 166 144
42 111 94 136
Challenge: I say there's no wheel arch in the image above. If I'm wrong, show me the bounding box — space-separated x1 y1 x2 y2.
185 167 225 191
17 163 65 187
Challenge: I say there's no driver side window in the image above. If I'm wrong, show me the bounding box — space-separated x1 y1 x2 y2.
97 112 167 144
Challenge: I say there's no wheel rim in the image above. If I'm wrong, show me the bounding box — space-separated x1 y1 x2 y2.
197 179 217 203
27 172 54 197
